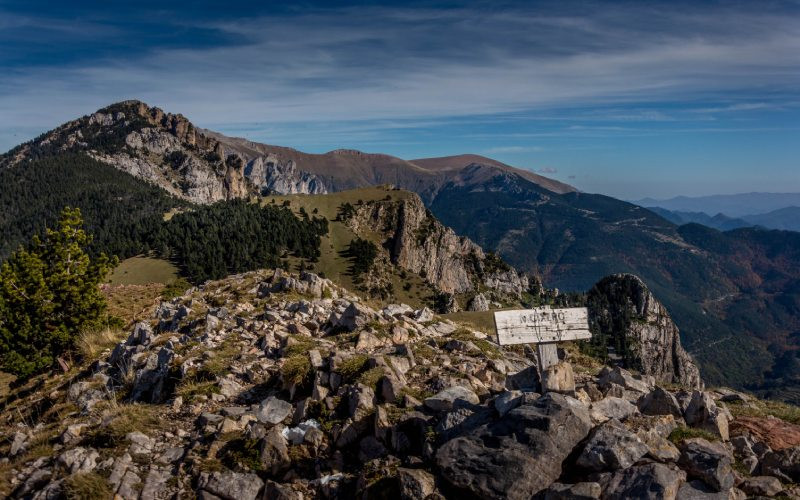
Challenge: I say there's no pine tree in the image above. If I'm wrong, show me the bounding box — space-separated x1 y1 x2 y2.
0 207 116 377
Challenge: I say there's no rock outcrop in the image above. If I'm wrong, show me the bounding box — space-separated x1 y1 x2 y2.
1 100 327 203
588 274 703 389
346 193 531 305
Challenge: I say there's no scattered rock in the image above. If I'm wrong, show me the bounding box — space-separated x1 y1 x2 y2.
576 419 649 471
397 467 437 499
544 482 602 500
198 471 264 500
257 396 293 425
739 475 784 497
424 386 479 412
678 438 735 492
541 361 575 395
638 386 684 419
684 391 729 441
589 397 638 424
603 463 685 500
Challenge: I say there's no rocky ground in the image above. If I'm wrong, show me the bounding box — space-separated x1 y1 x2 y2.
2 269 800 499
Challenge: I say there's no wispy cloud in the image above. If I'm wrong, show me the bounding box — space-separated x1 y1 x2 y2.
0 1 798 153
538 167 558 174
484 145 543 154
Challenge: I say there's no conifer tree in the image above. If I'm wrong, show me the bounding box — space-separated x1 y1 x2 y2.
0 207 116 377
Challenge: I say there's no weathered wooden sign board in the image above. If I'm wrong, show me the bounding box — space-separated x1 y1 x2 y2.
493 306 591 371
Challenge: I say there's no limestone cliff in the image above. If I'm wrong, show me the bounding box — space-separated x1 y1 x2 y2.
345 193 531 307
587 274 703 389
1 100 326 203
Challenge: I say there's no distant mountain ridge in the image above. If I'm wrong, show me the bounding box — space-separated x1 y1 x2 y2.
636 192 800 218
0 100 575 205
647 206 800 232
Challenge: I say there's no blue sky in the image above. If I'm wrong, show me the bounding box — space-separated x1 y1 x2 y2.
1 0 798 199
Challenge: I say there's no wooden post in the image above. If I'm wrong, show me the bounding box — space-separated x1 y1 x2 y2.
536 342 558 372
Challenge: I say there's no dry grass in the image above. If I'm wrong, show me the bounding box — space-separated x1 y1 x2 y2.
176 380 220 402
78 327 125 361
63 472 112 500
88 404 159 449
103 283 164 325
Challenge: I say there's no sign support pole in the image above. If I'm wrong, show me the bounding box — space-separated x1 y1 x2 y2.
537 342 558 373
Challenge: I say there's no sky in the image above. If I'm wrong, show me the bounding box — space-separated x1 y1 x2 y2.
0 0 798 199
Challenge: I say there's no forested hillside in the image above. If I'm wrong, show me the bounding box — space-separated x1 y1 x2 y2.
0 154 329 286
154 200 328 283
0 154 184 260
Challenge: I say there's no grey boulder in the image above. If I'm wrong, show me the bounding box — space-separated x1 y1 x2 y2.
435 393 592 500
576 418 649 471
677 438 735 492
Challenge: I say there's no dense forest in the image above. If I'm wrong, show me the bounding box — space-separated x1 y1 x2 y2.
154 200 328 283
0 154 185 260
0 153 329 285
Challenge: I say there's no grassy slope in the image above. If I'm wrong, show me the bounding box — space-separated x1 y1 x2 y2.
264 186 436 309
107 256 178 285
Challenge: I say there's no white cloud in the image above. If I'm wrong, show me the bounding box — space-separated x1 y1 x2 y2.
1 2 799 149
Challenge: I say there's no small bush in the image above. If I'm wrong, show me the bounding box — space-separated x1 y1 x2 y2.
0 208 116 377
282 355 312 386
162 277 192 299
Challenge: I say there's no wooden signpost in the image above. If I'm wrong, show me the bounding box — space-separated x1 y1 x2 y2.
493 306 591 372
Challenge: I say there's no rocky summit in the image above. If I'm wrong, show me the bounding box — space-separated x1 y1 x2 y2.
2 268 799 499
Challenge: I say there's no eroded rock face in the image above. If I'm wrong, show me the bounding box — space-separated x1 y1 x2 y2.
347 194 530 301
588 274 703 389
436 393 592 499
6 100 329 204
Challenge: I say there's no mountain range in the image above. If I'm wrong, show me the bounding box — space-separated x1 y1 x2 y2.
649 206 800 233
2 100 800 399
635 192 800 218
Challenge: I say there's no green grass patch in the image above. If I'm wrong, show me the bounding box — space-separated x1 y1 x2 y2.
399 385 433 402
176 380 220 401
108 256 178 285
443 327 501 358
337 354 370 382
726 398 800 425
442 310 498 334
220 437 263 471
201 336 241 377
283 337 318 357
357 367 385 389
667 426 718 445
162 277 192 300
411 342 437 362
